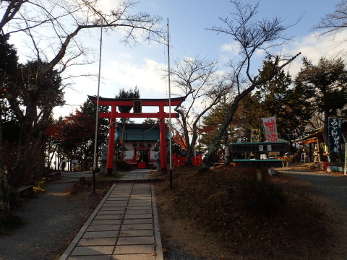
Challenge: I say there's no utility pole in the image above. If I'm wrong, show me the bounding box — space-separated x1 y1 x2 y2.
92 25 103 194
167 18 173 190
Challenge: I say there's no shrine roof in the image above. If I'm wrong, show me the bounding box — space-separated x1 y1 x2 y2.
116 123 161 141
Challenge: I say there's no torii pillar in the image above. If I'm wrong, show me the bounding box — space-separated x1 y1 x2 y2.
106 106 116 175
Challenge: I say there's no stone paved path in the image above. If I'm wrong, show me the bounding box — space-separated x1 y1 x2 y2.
118 169 158 182
60 182 163 260
61 171 97 178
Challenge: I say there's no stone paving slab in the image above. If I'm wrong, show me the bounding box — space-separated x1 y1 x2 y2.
94 215 123 220
116 169 161 183
123 219 153 225
127 206 151 209
100 207 127 211
60 182 163 260
125 214 152 219
125 210 152 214
119 230 153 237
92 220 122 225
121 224 153 230
99 210 124 215
87 225 120 231
114 245 154 254
71 246 114 256
117 236 155 245
83 231 120 238
68 256 111 260
112 255 156 260
78 238 118 246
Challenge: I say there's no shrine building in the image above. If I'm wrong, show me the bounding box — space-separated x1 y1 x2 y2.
116 123 166 169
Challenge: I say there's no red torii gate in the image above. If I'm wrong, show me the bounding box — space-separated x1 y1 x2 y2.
89 95 186 174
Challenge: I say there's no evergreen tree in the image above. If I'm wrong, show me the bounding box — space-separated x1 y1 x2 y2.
295 57 347 146
115 87 140 150
256 59 314 141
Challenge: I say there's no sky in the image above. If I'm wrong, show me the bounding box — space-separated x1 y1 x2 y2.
7 0 345 118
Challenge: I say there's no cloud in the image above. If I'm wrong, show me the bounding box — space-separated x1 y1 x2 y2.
53 56 169 118
221 41 240 54
101 58 168 98
283 31 347 75
97 0 123 10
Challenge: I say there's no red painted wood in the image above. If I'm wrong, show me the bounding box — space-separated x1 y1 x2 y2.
99 112 179 119
106 106 116 171
90 98 185 107
98 100 183 106
90 95 184 170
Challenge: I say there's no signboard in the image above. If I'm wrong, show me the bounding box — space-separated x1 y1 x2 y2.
328 117 342 154
262 117 278 142
267 144 272 152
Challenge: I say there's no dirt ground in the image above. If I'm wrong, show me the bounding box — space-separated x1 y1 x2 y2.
0 178 108 260
155 167 347 260
278 162 345 176
156 184 226 259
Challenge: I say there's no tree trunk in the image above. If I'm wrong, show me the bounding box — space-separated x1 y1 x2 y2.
186 131 199 166
323 111 329 150
0 119 11 216
202 85 257 168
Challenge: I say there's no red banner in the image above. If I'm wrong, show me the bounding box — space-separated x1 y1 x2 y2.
262 117 279 142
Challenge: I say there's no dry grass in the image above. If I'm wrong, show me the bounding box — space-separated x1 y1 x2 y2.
156 166 338 260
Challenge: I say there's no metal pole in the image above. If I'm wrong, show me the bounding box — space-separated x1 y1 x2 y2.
344 143 347 175
92 25 103 193
167 18 173 190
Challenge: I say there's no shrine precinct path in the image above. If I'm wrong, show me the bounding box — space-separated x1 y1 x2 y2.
59 182 163 260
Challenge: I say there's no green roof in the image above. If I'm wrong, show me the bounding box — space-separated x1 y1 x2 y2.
116 124 160 141
232 141 288 145
233 159 283 162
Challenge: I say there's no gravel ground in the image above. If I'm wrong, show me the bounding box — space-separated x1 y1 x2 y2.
280 170 347 209
0 178 102 260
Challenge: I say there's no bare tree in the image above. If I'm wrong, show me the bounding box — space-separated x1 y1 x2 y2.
317 0 347 33
202 1 300 167
172 57 229 166
1 0 163 139
0 0 164 186
1 0 163 73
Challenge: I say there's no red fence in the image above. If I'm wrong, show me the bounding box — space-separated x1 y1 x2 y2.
172 154 203 167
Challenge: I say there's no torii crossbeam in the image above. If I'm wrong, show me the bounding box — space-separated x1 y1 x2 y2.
89 95 186 174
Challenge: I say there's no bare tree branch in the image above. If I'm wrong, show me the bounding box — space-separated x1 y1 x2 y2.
171 57 229 165
0 0 27 33
316 0 347 34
